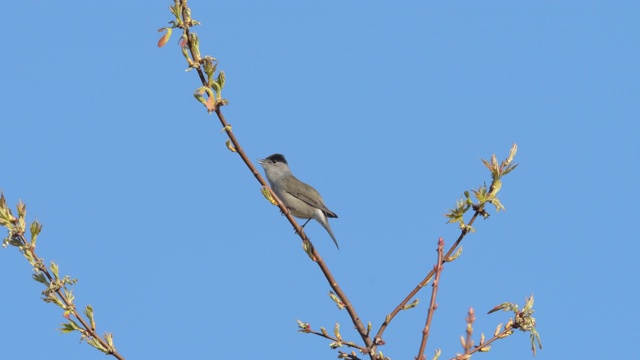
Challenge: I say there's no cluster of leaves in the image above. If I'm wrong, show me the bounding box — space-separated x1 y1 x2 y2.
157 0 227 113
446 144 518 232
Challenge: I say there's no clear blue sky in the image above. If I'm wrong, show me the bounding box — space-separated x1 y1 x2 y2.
1 1 637 359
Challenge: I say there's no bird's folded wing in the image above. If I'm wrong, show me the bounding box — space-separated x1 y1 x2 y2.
282 176 338 218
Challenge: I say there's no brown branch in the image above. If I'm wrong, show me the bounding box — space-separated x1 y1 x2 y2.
416 238 445 360
175 0 373 354
312 249 373 351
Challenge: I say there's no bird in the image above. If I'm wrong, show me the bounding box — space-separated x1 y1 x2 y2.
259 153 339 249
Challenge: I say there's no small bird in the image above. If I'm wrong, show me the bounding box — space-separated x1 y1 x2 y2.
259 153 339 249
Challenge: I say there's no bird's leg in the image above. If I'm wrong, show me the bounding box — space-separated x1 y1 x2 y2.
294 218 312 237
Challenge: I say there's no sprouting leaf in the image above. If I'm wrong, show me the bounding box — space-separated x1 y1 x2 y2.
157 28 173 48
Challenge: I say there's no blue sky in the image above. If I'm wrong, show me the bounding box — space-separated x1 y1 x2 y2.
1 1 638 359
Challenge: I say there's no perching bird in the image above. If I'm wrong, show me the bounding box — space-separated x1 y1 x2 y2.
259 153 339 249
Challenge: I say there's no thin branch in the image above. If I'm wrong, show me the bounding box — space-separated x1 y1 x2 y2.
416 238 445 360
451 325 512 360
312 249 373 350
300 327 369 353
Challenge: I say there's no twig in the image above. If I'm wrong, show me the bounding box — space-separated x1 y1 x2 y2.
451 324 511 360
416 238 445 360
460 307 476 356
298 322 369 353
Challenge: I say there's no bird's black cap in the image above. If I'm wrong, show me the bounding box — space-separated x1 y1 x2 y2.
264 153 287 164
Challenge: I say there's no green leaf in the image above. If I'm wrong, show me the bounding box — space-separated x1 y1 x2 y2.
50 261 60 279
85 305 95 327
30 220 42 245
32 272 48 285
59 319 83 334
157 28 172 48
217 70 226 89
402 298 419 310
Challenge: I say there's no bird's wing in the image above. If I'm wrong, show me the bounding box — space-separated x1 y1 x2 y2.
282 176 338 218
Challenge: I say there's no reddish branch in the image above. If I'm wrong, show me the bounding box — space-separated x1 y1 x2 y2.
415 238 445 360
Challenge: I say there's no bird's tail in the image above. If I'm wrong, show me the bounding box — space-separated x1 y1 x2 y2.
316 213 339 249
325 225 339 249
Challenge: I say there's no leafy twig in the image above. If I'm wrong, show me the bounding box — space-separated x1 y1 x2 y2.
0 194 124 359
297 320 368 353
451 295 541 359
